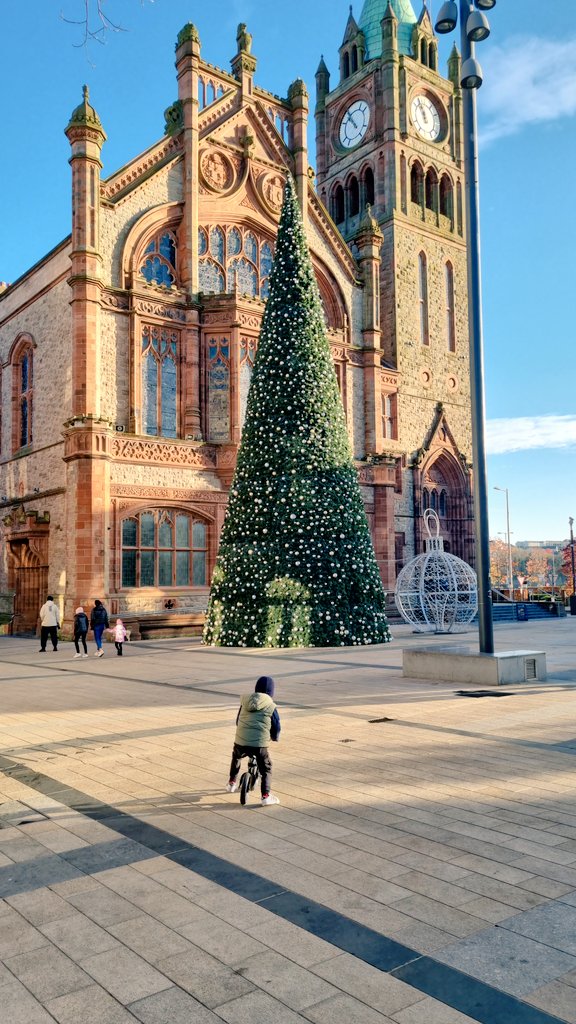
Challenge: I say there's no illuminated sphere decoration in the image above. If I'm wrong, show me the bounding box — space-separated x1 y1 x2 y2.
395 510 478 633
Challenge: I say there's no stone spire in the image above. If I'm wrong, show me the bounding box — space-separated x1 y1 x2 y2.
342 5 360 44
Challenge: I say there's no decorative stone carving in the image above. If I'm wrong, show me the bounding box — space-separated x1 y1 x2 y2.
134 299 187 321
102 291 129 311
200 150 234 192
114 485 226 508
164 99 184 136
258 171 285 214
101 136 182 200
110 438 217 468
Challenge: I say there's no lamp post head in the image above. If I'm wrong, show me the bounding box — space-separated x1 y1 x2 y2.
461 56 483 89
475 0 496 9
466 10 490 42
434 0 458 34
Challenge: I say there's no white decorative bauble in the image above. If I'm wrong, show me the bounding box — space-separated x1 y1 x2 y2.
395 510 478 633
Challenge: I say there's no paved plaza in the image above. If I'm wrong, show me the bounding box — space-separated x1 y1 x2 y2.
0 620 576 1023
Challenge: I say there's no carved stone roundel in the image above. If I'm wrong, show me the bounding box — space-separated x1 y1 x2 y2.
201 150 234 192
259 172 285 214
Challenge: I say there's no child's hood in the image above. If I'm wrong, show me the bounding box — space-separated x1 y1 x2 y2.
244 692 274 713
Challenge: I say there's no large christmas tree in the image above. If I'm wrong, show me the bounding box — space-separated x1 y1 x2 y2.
203 177 390 648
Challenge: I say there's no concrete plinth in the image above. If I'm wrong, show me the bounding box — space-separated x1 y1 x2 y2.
403 646 547 685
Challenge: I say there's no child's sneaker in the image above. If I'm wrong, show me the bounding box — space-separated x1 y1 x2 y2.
226 780 238 793
261 794 280 806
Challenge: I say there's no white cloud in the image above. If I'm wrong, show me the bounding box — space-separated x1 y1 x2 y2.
486 415 576 455
479 36 576 144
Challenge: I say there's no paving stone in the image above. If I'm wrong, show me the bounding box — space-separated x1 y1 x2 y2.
311 952 425 1015
45 983 139 1023
80 947 172 1004
0 977 57 1023
434 926 576 997
502 901 576 956
232 949 337 1011
128 986 223 1023
526 980 576 1023
0 907 49 958
177 914 266 965
40 912 120 960
108 914 193 963
67 886 141 927
6 888 77 926
303 992 396 1023
156 946 254 1008
220 988 316 1024
2 944 92 1002
243 917 339 968
393 994 482 1023
391 895 486 939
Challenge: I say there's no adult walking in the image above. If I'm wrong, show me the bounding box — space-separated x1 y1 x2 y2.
73 606 89 659
39 595 60 652
90 599 109 657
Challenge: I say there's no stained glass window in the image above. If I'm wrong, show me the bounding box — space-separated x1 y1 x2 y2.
15 347 33 450
199 260 224 294
121 510 208 588
139 231 177 288
141 325 178 437
210 226 225 262
198 228 208 256
208 338 230 442
227 227 242 255
260 242 273 278
244 232 257 263
227 257 257 296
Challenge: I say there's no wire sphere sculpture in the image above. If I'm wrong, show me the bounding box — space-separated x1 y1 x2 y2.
395 509 478 633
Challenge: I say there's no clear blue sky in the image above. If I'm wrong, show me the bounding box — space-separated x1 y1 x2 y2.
1 1 573 543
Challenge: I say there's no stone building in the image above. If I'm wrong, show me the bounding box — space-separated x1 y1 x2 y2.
0 1 474 636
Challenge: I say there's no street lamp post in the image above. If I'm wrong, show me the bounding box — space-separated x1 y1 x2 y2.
565 516 569 610
494 486 513 598
435 0 496 653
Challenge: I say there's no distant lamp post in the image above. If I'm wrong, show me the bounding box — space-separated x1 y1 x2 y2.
434 0 497 653
551 546 559 600
494 487 513 599
569 517 576 614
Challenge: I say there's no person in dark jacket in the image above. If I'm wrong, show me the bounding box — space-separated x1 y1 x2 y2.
226 676 281 805
90 599 109 657
73 606 89 659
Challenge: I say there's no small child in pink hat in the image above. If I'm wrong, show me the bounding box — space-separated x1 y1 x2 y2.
108 618 128 656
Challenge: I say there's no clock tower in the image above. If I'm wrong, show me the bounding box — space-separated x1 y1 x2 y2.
316 0 474 580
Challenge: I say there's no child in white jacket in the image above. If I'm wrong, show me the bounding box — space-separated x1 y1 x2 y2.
108 619 128 656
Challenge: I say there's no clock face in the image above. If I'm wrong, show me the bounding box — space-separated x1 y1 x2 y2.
339 100 370 149
411 95 442 141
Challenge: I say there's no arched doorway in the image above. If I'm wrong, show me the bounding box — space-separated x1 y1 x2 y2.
417 450 473 564
3 507 50 633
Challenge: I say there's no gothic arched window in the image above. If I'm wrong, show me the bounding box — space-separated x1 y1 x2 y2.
342 51 350 80
14 344 33 450
410 162 424 205
382 393 397 440
439 490 447 517
349 176 360 217
429 43 437 71
141 325 178 437
418 252 429 346
121 510 208 589
445 261 456 352
139 232 177 288
351 46 358 73
440 174 453 219
333 185 345 224
420 38 428 65
425 169 438 212
363 166 375 207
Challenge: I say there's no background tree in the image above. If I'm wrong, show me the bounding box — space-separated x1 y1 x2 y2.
561 544 575 596
203 177 390 648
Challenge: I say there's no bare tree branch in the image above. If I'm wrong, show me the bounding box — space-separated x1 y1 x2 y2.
60 0 153 51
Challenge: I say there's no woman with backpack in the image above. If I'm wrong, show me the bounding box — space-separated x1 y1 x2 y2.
72 606 89 659
90 599 109 657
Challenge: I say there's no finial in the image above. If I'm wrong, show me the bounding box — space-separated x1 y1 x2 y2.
82 84 89 102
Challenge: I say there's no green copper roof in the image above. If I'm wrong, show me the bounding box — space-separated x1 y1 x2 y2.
359 0 417 58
